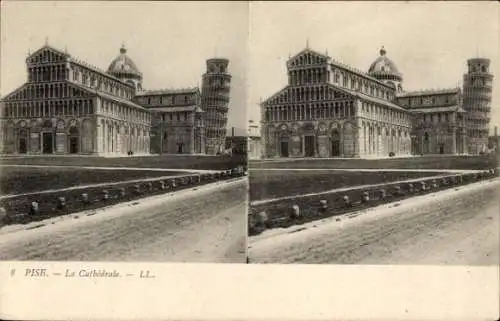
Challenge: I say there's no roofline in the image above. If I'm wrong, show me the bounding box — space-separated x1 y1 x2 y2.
261 83 407 112
27 44 136 89
69 60 136 89
330 60 395 90
68 81 148 111
409 106 461 113
207 57 229 62
286 47 330 64
27 45 69 62
134 88 200 97
0 83 29 101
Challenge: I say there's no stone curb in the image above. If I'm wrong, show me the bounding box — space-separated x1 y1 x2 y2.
248 169 498 236
0 175 247 236
0 166 247 227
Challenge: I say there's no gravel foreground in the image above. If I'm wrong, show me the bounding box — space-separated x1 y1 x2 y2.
249 179 500 265
0 179 247 262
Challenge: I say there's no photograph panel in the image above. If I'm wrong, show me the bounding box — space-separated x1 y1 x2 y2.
247 1 500 265
0 1 249 262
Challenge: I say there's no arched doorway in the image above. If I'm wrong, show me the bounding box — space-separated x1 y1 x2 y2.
343 123 355 157
423 132 430 154
302 123 315 157
18 128 28 154
42 120 54 154
5 123 15 153
69 127 79 154
162 130 168 153
81 119 93 153
330 129 341 157
279 136 289 157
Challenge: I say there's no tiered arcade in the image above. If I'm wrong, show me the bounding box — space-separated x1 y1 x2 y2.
0 45 150 156
0 43 232 156
201 58 232 155
462 58 494 154
261 46 493 158
261 48 412 158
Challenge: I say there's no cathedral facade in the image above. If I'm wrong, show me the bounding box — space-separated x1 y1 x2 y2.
0 43 231 156
260 46 493 158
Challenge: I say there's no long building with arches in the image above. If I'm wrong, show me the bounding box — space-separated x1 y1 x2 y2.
260 46 493 158
0 43 231 156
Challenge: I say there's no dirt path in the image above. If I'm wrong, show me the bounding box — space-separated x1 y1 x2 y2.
0 179 247 262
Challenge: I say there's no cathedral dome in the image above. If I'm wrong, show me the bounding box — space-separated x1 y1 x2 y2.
107 45 142 80
368 47 402 81
368 47 403 92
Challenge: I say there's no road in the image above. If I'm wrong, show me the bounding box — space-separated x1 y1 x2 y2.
249 179 500 265
0 179 247 262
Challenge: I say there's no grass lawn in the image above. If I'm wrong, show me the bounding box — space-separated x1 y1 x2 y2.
0 171 243 226
0 154 247 170
0 167 185 195
250 154 498 170
249 169 447 201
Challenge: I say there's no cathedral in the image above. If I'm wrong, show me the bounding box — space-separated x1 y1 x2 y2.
260 46 493 158
0 43 231 156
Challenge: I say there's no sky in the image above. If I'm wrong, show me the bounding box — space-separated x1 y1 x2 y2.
248 1 500 134
0 1 249 133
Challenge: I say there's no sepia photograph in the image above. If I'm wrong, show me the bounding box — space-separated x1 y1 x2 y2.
1 1 499 321
247 2 500 265
0 1 248 262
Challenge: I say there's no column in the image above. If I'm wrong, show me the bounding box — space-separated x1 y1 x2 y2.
452 130 457 154
372 126 375 155
368 125 371 155
103 121 107 154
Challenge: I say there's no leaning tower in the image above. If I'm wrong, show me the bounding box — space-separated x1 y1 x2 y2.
201 58 231 155
462 58 494 154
